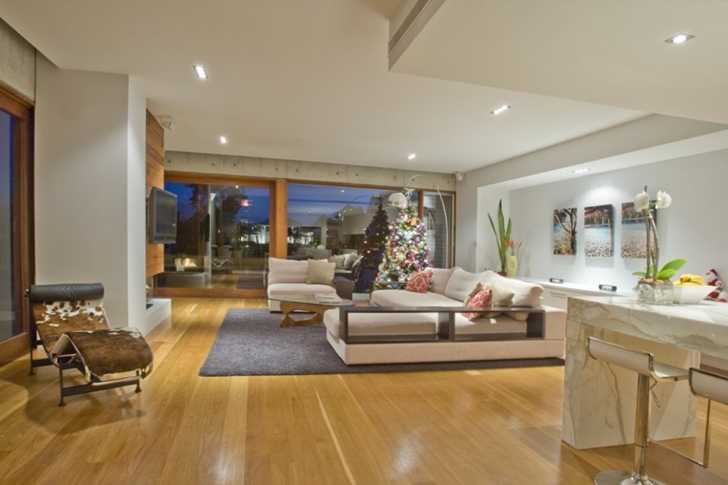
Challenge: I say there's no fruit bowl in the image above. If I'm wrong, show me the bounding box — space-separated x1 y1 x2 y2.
672 285 714 304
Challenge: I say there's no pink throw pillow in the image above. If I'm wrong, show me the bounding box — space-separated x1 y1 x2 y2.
405 271 433 293
463 289 493 321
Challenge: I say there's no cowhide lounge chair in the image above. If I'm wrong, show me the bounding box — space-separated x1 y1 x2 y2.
28 283 154 406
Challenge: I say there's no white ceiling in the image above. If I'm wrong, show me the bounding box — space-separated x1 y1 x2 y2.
0 0 725 175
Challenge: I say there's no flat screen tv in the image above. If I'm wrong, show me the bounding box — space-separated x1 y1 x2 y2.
148 187 177 244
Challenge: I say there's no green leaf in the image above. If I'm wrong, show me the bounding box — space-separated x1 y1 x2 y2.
632 271 646 277
656 268 678 280
497 200 505 239
660 258 687 273
656 259 686 280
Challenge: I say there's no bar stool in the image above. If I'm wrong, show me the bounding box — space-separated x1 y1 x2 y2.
587 336 689 485
673 367 728 468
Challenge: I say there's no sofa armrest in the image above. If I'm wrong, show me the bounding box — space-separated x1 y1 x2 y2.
335 277 354 300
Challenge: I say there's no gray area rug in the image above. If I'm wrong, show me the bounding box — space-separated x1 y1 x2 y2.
199 309 565 376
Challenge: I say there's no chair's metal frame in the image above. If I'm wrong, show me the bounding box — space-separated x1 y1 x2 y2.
27 283 153 406
587 336 689 485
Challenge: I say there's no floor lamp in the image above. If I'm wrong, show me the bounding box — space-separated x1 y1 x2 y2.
388 174 452 268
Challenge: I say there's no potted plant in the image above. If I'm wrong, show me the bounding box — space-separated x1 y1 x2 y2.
487 199 512 275
631 186 685 304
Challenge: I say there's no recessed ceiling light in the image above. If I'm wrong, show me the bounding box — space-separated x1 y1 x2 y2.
407 153 417 160
572 168 591 174
665 33 694 44
491 105 511 115
219 136 227 144
194 65 208 79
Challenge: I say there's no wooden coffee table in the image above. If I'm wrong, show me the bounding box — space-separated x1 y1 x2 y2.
267 295 354 327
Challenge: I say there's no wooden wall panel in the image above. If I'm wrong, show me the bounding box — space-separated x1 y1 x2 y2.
269 179 288 258
146 110 164 277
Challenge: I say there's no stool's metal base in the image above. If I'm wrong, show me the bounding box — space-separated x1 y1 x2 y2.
595 470 665 485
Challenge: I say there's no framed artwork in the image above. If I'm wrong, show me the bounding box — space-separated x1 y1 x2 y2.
584 204 614 257
621 202 656 259
553 208 577 255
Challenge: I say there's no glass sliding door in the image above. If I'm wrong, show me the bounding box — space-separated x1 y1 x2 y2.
0 88 33 365
0 111 15 341
155 181 270 291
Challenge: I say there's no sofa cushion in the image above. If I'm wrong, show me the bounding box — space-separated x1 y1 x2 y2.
425 267 458 295
324 309 437 341
443 268 489 302
330 254 346 268
406 271 433 293
371 289 458 307
307 260 335 286
268 257 308 284
343 253 359 269
481 272 543 307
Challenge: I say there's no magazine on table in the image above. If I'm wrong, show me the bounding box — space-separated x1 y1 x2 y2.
315 293 342 304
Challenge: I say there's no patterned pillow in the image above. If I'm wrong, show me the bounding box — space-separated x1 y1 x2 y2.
463 289 493 321
405 271 433 293
463 282 484 306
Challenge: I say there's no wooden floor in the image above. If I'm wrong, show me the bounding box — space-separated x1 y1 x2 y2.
2 298 728 484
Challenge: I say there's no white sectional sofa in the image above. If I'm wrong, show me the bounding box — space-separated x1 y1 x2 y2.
323 267 566 364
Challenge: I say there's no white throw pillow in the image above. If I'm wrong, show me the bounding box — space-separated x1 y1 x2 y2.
443 268 489 302
307 260 335 286
330 254 346 269
425 267 458 295
343 252 359 269
480 272 543 307
268 257 308 284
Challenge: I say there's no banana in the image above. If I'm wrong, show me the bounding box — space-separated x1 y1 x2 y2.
674 274 706 286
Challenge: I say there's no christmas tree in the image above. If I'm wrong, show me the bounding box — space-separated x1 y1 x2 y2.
354 197 390 293
375 193 431 288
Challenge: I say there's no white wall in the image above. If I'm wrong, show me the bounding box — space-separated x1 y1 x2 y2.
126 77 149 332
35 56 148 332
456 115 728 272
507 150 728 290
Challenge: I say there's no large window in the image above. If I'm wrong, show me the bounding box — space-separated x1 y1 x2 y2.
287 184 405 257
156 182 271 290
287 183 453 268
153 177 455 296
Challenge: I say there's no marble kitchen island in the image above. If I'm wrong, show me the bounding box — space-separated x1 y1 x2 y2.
562 295 728 449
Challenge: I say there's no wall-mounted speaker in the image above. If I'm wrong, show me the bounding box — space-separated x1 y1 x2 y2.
454 171 464 182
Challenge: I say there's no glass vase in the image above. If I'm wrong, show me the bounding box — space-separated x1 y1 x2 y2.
635 281 673 305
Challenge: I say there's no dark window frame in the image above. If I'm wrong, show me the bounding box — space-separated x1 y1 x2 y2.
0 86 34 365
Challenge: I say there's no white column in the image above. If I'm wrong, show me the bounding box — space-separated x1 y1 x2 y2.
35 55 149 333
